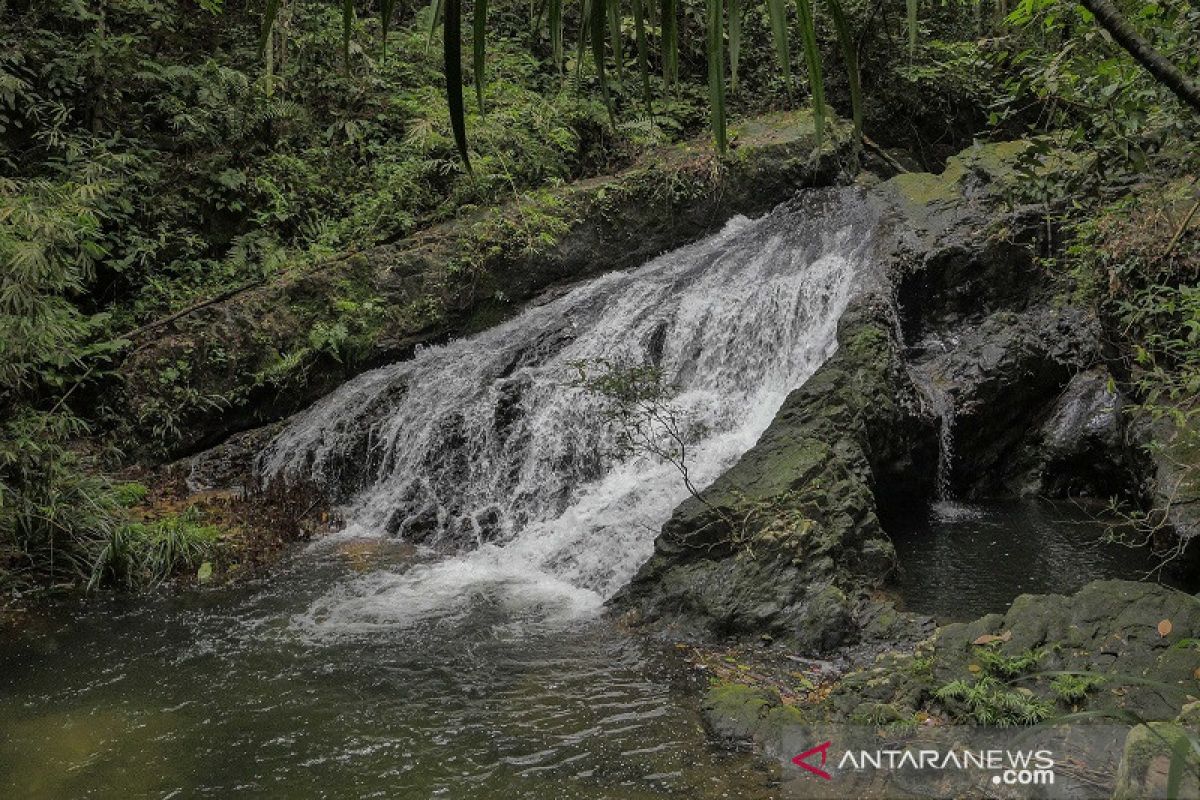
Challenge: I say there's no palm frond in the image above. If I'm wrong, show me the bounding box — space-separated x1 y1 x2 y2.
766 0 791 87
795 0 825 145
706 0 727 152
728 0 742 93
473 0 488 113
443 0 472 171
633 0 653 112
826 0 861 137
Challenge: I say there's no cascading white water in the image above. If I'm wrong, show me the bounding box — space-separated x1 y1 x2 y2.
258 188 882 632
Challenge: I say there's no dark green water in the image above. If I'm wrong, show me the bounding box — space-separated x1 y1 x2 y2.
890 499 1192 622
0 540 776 799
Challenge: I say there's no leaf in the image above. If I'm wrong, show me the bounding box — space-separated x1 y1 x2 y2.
705 0 726 153
794 0 825 146
443 0 472 171
591 0 616 125
259 0 283 57
632 0 652 112
968 663 982 674
197 561 213 583
548 0 564 72
825 0 862 138
766 0 791 87
973 631 1013 645
426 0 445 53
380 0 398 56
728 0 742 93
1158 619 1173 637
906 0 917 56
473 0 488 113
608 0 624 79
661 0 678 89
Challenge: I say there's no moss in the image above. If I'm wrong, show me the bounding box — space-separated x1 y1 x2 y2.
703 681 808 745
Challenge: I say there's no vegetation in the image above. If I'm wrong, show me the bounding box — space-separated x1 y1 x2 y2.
934 646 1055 726
2 0 1198 597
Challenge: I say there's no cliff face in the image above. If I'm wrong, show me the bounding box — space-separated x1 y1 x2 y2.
616 141 1179 647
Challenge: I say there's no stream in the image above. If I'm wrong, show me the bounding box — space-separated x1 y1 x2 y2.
0 189 1183 798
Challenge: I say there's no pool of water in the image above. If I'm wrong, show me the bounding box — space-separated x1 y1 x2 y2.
0 540 777 799
889 499 1194 622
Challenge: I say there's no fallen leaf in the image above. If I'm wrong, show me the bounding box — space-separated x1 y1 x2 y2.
968 663 982 674
973 630 1013 646
196 561 213 583
1193 667 1200 680
1158 619 1173 637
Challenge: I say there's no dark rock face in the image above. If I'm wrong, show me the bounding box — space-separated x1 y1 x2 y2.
614 303 933 648
907 305 1105 497
618 140 1172 647
1013 366 1139 497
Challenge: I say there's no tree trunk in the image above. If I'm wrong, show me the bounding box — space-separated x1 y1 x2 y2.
1078 0 1200 115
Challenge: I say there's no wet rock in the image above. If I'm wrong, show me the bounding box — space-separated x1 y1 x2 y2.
701 682 807 749
1112 721 1200 800
908 305 1103 497
1012 366 1138 497
934 580 1200 721
614 301 932 648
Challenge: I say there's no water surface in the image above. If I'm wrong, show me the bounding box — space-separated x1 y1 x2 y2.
0 542 777 799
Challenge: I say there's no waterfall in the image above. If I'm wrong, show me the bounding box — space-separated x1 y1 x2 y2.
258 188 882 632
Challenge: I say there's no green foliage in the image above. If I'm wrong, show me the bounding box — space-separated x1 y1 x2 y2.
933 646 1052 726
1051 672 1106 703
975 645 1046 678
934 676 1055 726
90 508 222 590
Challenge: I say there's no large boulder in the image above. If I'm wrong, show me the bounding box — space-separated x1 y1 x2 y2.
614 301 931 648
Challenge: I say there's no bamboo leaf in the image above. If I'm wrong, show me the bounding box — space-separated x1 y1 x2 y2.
825 0 861 137
473 0 488 113
795 0 825 146
632 0 653 112
766 0 791 87
426 0 445 53
661 0 678 89
577 0 591 80
381 0 398 55
591 0 617 124
341 0 354 71
706 0 726 152
907 0 917 55
609 0 624 79
549 0 564 71
444 0 472 171
728 0 742 93
259 0 283 57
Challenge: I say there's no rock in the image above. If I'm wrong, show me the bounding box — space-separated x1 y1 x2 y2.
1011 366 1138 497
613 301 932 648
906 305 1104 497
1132 413 1200 545
116 110 855 460
821 579 1200 732
701 681 807 750
1112 722 1200 800
934 580 1200 721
